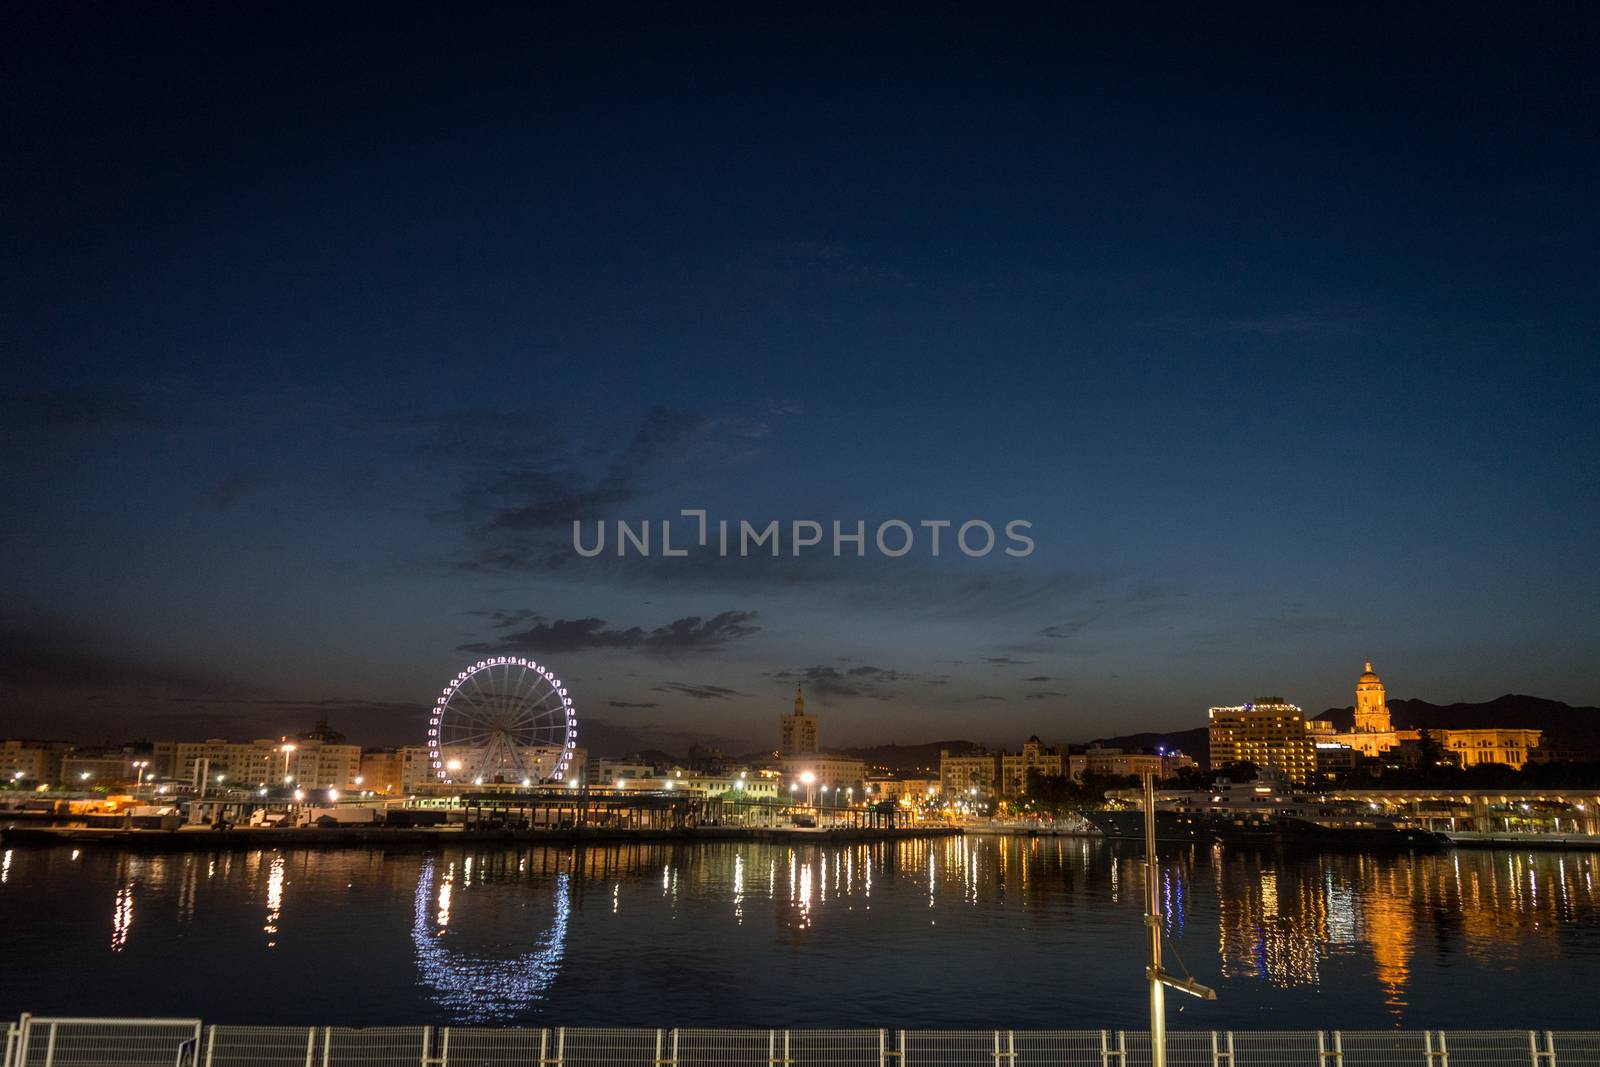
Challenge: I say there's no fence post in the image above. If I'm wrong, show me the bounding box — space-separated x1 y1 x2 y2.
421 1026 433 1067
1544 1031 1556 1067
322 1027 333 1067
554 1029 566 1067
1427 1031 1448 1067
43 1021 58 1067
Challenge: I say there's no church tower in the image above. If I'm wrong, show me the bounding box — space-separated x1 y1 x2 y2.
779 685 818 755
1354 661 1391 734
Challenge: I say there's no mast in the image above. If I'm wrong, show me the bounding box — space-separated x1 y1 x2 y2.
1142 770 1216 1067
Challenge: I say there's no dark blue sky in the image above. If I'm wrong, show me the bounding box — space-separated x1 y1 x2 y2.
3 4 1596 752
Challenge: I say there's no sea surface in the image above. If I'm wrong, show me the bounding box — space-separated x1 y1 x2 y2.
2 836 1597 1029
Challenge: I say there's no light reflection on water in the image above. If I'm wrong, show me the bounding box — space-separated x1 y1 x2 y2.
0 837 1597 1028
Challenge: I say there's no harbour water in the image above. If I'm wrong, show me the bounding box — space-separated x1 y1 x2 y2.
2 836 1597 1029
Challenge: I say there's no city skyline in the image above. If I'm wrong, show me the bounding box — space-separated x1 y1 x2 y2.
5 6 1598 750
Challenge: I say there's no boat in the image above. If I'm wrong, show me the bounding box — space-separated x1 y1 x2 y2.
1083 775 1448 851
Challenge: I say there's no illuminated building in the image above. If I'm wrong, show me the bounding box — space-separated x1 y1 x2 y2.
863 777 938 801
0 739 73 785
1326 662 1415 757
1208 698 1316 784
588 758 658 786
357 748 403 793
939 748 999 795
780 755 866 792
1431 727 1542 769
778 686 819 755
999 736 1064 795
1066 746 1195 782
1320 662 1540 769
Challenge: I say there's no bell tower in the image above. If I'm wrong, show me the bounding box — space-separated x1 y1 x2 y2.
779 685 818 755
1354 661 1391 734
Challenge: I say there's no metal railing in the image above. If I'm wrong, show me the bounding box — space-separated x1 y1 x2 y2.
5 1021 1598 1067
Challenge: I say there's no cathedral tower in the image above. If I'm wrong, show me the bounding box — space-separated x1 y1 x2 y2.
1354 661 1391 734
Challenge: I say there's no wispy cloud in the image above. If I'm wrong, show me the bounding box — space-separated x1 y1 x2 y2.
459 611 760 657
651 682 744 700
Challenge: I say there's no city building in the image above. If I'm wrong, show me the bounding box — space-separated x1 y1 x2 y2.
999 736 1064 795
1066 746 1195 782
864 777 939 802
940 749 1000 796
780 754 866 793
779 686 818 755
1431 727 1542 769
1 739 74 785
646 770 780 799
357 748 403 793
1325 663 1418 757
1317 662 1541 771
168 736 362 791
60 751 141 788
1208 698 1317 784
588 758 659 787
400 745 436 793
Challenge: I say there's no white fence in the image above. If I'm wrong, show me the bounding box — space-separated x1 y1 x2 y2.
3 1021 1598 1067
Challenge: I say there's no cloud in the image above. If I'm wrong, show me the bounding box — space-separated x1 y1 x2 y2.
459 610 760 657
1039 623 1088 639
770 664 922 702
447 406 769 541
976 694 1006 702
651 682 744 700
606 700 661 709
1025 691 1068 701
1023 675 1054 682
466 608 543 630
983 656 1033 665
202 474 266 509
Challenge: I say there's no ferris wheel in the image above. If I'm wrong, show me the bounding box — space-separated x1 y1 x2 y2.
428 657 577 786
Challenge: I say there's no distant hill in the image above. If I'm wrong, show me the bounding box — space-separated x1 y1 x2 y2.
835 739 982 775
1313 694 1600 755
1083 727 1211 763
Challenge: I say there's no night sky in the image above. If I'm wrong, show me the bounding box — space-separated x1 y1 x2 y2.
3 4 1597 754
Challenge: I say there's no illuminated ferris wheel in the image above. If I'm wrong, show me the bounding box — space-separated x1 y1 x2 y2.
428 657 577 786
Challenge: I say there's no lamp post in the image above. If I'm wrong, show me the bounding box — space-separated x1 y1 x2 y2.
800 771 816 808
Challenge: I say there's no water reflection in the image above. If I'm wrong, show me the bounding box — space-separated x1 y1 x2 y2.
264 853 285 946
409 855 569 1022
1 836 1598 1027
